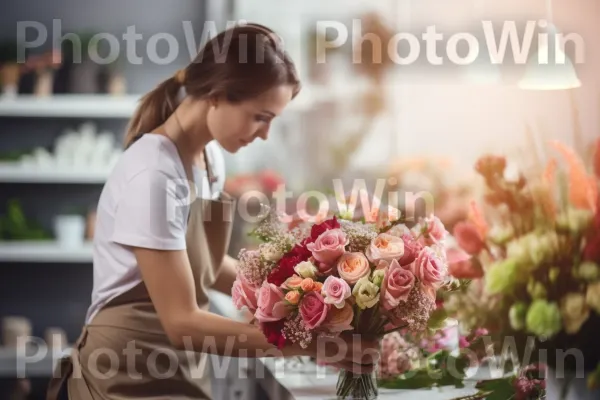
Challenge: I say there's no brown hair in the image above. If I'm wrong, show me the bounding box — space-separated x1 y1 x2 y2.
124 23 301 148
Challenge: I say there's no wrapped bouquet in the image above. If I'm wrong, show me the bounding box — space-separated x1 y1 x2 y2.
232 200 454 399
444 139 600 397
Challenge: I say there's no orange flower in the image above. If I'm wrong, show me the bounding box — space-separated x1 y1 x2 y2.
313 282 324 292
593 138 600 179
301 278 316 292
550 140 597 212
285 291 301 305
283 275 303 290
468 200 488 237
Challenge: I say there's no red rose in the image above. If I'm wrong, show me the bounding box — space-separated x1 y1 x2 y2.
290 240 312 260
267 254 300 286
310 217 340 241
261 320 287 349
267 241 313 286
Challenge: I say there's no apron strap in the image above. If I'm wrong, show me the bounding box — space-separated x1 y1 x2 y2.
203 147 217 196
46 327 94 400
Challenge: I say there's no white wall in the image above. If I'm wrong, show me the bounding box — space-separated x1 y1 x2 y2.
227 0 600 184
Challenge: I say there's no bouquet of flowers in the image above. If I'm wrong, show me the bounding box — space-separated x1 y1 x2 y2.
444 139 600 394
231 200 454 399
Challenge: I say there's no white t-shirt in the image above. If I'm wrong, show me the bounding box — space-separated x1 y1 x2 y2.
85 134 226 324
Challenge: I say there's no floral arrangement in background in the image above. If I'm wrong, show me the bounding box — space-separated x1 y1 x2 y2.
443 138 600 394
232 202 457 399
386 157 473 232
377 326 489 390
224 169 285 199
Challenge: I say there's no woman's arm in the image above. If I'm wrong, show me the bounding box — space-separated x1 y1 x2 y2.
211 254 238 296
134 246 305 358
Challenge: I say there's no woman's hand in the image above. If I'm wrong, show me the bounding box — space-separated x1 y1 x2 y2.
302 332 381 374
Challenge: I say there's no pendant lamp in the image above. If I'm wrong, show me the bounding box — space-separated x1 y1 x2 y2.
518 0 581 90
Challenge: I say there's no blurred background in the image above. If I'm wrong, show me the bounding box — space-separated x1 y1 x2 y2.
0 0 598 398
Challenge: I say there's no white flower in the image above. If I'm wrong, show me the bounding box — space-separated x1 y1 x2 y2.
352 276 380 310
260 243 283 263
294 261 317 279
371 268 386 287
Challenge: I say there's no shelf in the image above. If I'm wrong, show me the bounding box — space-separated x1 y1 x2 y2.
0 241 93 263
0 94 141 118
0 163 111 183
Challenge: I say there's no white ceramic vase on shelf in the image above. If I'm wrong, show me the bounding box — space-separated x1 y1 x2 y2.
54 215 86 248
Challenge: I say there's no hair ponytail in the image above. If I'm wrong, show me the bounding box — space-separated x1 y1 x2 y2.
123 73 183 149
123 23 300 150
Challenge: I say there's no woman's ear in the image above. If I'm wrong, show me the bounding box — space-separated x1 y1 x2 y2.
209 95 220 109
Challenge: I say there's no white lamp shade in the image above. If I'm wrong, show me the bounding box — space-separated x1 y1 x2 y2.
518 23 582 90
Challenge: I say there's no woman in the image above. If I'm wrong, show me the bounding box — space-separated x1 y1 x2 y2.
48 23 379 400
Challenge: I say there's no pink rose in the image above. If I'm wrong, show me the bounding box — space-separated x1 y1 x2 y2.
415 215 447 245
322 276 352 308
306 229 349 265
381 259 415 310
337 252 371 284
322 301 354 333
232 275 259 312
398 233 422 267
412 247 445 285
300 291 330 329
255 282 290 323
365 233 405 264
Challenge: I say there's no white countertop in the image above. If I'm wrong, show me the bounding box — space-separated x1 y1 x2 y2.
208 290 486 400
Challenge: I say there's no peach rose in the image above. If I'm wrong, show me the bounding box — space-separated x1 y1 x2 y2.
337 252 371 284
283 275 304 290
255 282 290 323
366 233 405 264
381 259 415 310
285 291 301 305
322 301 354 333
301 278 316 292
412 247 445 286
300 291 330 329
232 275 259 312
307 229 349 265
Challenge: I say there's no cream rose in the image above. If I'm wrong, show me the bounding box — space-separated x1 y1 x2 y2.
294 261 318 279
365 233 405 264
352 276 380 309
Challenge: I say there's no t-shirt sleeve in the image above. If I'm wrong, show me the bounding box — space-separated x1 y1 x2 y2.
111 169 189 250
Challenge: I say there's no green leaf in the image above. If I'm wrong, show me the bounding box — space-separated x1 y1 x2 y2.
473 377 516 400
427 308 448 331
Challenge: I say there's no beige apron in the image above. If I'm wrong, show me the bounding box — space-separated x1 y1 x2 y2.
47 150 235 400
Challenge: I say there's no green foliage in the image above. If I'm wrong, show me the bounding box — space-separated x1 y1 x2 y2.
378 350 470 390
0 199 52 241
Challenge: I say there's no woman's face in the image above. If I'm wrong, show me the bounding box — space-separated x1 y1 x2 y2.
207 84 294 153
